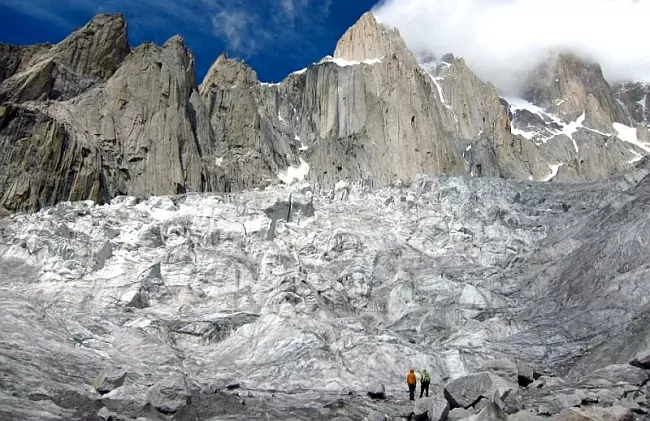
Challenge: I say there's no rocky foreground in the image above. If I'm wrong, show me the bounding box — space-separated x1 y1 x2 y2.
2 162 650 420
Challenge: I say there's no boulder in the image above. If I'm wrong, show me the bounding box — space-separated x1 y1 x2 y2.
528 376 565 389
582 364 649 388
516 362 535 387
482 359 518 384
97 406 128 421
445 373 510 409
536 392 582 416
509 411 546 421
366 410 387 421
448 408 474 420
413 396 450 421
93 370 127 395
474 400 508 421
553 405 633 421
630 349 650 370
146 374 191 415
367 383 386 400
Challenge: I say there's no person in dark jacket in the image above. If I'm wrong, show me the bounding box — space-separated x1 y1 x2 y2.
420 369 431 398
407 368 417 400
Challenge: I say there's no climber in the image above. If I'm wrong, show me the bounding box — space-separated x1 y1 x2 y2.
419 369 431 398
407 368 417 400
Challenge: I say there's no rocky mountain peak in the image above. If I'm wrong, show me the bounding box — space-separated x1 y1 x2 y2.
199 53 259 96
524 50 628 131
0 13 130 104
333 12 417 66
46 13 130 79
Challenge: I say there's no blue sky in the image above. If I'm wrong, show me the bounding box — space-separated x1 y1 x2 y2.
0 0 380 83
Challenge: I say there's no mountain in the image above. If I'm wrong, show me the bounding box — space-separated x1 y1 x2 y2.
4 12 650 421
2 13 649 214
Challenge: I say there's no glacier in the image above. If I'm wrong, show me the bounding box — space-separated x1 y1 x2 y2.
3 168 650 419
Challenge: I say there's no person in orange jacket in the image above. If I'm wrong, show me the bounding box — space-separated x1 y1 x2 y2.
406 368 417 400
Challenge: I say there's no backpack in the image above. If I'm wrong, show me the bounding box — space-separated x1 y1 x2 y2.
422 371 431 383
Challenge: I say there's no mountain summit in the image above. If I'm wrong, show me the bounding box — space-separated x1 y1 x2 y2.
333 12 416 66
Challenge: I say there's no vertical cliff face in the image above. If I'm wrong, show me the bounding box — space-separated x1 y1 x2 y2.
42 36 208 198
199 55 297 192
0 105 105 213
0 12 649 213
284 13 468 186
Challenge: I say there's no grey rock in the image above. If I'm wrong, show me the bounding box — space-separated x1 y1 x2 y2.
0 22 206 212
474 400 509 421
366 410 387 421
0 14 128 103
482 359 518 384
553 405 633 421
97 406 126 421
581 364 649 388
0 104 106 213
0 42 53 84
638 126 650 142
516 362 535 387
146 373 191 414
445 373 506 409
449 408 475 420
92 241 114 271
630 349 650 369
614 81 649 127
334 12 417 67
509 411 546 421
368 383 386 400
414 396 450 421
2 12 648 216
38 14 129 80
529 376 565 389
93 370 128 395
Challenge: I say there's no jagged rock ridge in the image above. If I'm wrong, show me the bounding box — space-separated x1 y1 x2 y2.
1 13 649 213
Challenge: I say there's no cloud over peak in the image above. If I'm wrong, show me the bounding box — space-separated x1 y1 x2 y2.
373 0 650 95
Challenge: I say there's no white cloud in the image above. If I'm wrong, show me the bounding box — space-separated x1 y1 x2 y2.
372 0 650 95
211 10 261 53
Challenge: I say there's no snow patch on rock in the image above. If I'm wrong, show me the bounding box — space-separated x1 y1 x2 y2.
278 159 310 184
542 163 564 182
614 122 650 153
